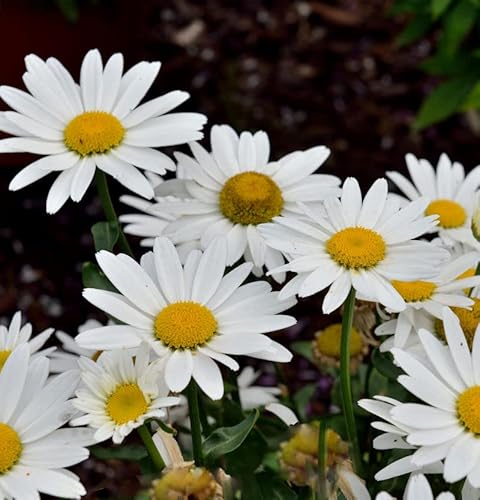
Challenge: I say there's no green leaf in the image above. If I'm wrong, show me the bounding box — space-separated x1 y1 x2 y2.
204 409 259 462
396 13 433 46
55 0 79 22
257 472 298 499
414 74 479 129
437 0 477 56
432 0 453 18
91 221 120 252
92 445 147 461
293 383 316 421
371 348 403 380
225 429 267 474
82 262 116 292
291 340 314 363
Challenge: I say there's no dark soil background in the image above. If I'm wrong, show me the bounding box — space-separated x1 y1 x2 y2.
0 1 478 497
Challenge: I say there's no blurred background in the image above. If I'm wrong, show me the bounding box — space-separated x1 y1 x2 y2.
1 1 480 496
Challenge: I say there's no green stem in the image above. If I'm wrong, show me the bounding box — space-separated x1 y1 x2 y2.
469 261 480 297
317 421 328 500
340 287 364 476
137 424 165 471
187 380 204 466
94 170 134 257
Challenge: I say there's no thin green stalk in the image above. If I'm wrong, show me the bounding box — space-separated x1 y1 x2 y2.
340 287 364 476
94 170 134 257
317 421 328 500
187 380 204 466
137 424 165 471
469 261 480 297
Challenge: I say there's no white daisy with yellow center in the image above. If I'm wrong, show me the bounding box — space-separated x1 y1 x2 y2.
150 124 340 282
0 49 206 213
0 311 55 371
75 237 296 400
365 307 480 489
387 153 480 248
0 344 94 499
71 344 179 444
375 252 480 351
260 177 448 314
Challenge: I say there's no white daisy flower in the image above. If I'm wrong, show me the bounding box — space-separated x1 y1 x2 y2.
260 177 447 313
376 473 454 500
373 307 480 488
237 366 298 426
0 344 94 499
0 310 55 370
0 49 207 213
154 124 340 281
75 237 296 400
71 344 179 444
387 153 480 248
376 251 480 351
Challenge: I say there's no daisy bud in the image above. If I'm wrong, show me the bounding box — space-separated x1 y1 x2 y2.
150 466 223 500
312 323 368 372
279 423 348 487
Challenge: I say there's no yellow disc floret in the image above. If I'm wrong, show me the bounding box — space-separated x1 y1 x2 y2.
436 298 480 349
219 171 284 225
425 199 466 229
391 280 437 302
155 302 217 350
106 383 149 424
314 323 363 358
0 424 22 474
151 466 220 500
64 111 125 156
457 386 480 434
0 350 11 372
326 227 386 269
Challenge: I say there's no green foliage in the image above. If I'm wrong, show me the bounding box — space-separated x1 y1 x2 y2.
291 341 314 363
91 221 120 252
392 0 480 128
82 261 116 291
203 410 259 462
92 445 147 461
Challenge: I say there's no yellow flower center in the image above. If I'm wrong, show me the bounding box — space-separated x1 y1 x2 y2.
154 302 217 350
64 111 125 156
0 350 11 372
391 280 437 303
106 383 148 424
425 199 466 229
457 386 480 434
436 298 480 349
0 424 22 474
326 227 386 269
314 323 363 358
152 466 218 499
457 268 476 281
219 171 284 225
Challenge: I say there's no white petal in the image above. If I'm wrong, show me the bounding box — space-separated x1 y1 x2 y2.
165 351 193 393
265 403 298 425
192 354 224 400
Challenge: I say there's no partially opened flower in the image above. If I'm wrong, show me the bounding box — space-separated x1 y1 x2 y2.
367 307 480 489
71 344 179 444
76 237 296 400
261 177 447 313
387 153 480 248
0 49 206 213
0 344 94 499
155 124 340 281
0 310 54 370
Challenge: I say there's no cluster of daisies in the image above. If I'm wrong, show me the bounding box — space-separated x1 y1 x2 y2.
1 48 480 498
